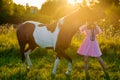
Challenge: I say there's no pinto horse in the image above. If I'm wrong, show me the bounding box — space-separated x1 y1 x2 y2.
16 7 99 76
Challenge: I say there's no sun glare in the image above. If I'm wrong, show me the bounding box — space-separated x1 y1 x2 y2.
13 0 46 9
13 0 93 9
68 0 82 5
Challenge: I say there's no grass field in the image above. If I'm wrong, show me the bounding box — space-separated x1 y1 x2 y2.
0 25 120 80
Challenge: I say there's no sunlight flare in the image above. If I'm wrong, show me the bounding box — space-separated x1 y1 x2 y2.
68 0 82 5
13 0 46 9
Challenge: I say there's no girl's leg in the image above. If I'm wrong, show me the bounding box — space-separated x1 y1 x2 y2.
96 57 106 70
97 57 110 80
84 56 90 80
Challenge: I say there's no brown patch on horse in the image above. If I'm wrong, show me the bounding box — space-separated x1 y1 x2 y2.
16 23 38 62
38 22 58 32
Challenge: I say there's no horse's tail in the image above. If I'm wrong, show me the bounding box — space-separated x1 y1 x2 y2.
16 24 26 62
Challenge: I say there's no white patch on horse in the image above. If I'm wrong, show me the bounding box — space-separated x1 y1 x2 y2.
33 18 64 50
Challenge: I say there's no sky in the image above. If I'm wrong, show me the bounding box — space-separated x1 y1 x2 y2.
13 0 83 9
13 0 46 9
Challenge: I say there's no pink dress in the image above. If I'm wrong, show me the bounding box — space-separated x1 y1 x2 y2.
77 24 102 57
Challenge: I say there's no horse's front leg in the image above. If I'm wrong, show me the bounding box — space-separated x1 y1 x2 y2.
25 49 32 69
52 57 60 76
61 51 72 76
66 61 72 76
55 49 72 76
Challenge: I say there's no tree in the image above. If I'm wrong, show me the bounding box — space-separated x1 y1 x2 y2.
99 0 119 7
0 0 14 24
40 0 77 21
10 3 26 23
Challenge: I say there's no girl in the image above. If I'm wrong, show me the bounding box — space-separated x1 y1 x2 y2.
77 22 110 80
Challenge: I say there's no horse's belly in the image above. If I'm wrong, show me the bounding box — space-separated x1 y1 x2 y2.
33 26 59 49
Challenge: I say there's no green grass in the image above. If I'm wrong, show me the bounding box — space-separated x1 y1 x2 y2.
0 26 120 80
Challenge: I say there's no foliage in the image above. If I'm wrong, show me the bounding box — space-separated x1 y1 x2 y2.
0 0 14 24
99 0 120 6
40 0 78 20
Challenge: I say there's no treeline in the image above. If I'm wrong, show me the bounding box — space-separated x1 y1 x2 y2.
0 0 120 27
0 0 77 24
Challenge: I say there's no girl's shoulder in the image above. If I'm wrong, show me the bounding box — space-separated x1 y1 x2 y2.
80 24 87 30
79 24 87 34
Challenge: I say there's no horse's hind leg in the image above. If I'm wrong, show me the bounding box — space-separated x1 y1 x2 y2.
17 29 26 63
25 41 37 69
18 39 32 68
25 48 32 69
19 41 26 63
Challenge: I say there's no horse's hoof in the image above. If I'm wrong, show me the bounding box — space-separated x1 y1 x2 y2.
27 66 30 69
27 66 31 71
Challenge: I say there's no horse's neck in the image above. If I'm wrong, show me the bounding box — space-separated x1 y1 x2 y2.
58 19 81 46
56 16 82 49
63 14 83 36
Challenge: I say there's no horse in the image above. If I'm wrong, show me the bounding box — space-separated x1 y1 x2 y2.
16 7 100 76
